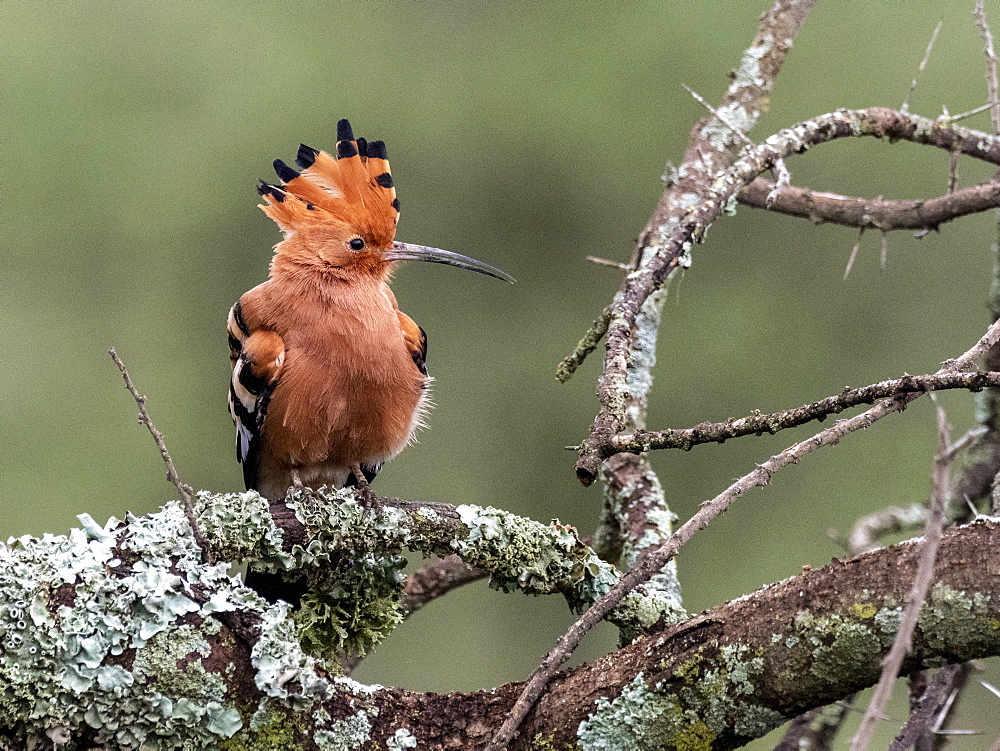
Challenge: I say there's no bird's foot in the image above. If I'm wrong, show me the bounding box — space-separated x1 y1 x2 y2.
288 468 322 501
349 463 381 516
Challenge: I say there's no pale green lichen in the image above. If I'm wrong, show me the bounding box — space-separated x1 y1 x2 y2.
195 489 291 567
917 582 994 655
386 727 418 750
874 604 903 648
730 39 772 91
252 602 333 709
313 709 372 751
0 506 247 747
577 674 675 750
700 103 756 151
578 644 785 749
598 455 683 630
791 611 881 684
453 504 609 603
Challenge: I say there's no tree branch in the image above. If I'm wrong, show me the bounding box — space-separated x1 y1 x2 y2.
739 177 1000 230
606 370 1000 457
5 497 1000 748
576 106 1000 484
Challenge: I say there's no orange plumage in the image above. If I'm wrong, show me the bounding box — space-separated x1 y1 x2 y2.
228 119 511 507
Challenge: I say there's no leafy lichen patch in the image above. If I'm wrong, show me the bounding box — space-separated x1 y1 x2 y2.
0 507 245 747
578 643 784 749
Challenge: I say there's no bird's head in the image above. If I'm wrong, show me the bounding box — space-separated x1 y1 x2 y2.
259 119 512 285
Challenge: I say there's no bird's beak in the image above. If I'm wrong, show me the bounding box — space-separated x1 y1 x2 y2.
387 242 515 283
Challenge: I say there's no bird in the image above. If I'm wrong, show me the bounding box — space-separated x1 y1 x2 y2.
227 119 512 603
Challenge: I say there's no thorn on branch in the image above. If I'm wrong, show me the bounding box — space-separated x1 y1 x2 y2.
844 226 865 279
586 256 631 271
901 20 943 114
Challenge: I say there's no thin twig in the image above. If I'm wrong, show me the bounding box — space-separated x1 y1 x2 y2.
850 397 952 750
109 348 212 563
555 305 612 383
495 318 1000 751
774 700 854 750
941 100 997 124
612 370 1000 454
901 20 943 114
948 147 960 194
848 504 929 556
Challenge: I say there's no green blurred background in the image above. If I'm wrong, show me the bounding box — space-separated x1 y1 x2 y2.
4 0 1000 745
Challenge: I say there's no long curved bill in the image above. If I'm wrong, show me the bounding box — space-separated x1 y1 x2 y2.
387 242 515 283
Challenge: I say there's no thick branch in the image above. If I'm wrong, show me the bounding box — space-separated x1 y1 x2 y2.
5 505 1000 748
739 177 1000 230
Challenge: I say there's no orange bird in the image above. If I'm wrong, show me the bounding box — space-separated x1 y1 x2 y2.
227 120 511 598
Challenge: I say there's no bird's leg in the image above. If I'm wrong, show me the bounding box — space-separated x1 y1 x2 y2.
349 462 380 514
288 467 320 500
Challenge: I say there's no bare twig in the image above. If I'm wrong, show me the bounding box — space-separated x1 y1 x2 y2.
848 425 985 554
739 177 1000 230
108 348 212 563
948 147 960 194
901 20 943 114
611 370 1000 455
586 256 630 271
400 555 485 617
848 504 929 556
850 398 952 750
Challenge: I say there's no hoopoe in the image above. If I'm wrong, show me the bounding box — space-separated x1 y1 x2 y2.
227 119 511 600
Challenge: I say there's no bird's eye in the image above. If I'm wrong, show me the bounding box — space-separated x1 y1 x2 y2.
349 238 365 251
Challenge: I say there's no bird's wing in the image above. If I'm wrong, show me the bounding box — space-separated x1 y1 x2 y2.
227 300 285 490
397 311 428 376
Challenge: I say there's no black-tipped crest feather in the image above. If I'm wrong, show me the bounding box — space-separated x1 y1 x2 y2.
273 159 300 183
296 144 319 169
336 118 354 143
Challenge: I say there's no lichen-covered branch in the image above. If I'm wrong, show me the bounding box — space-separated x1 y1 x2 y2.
576 0 816 487
5 489 1000 749
603 370 1000 457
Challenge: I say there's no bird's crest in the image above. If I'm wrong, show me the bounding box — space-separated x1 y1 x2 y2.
258 119 399 249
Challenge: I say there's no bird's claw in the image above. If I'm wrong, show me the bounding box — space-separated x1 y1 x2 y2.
349 463 381 517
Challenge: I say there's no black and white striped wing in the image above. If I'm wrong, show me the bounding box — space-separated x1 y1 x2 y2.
227 301 284 490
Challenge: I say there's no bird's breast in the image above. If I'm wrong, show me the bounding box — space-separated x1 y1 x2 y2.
261 288 427 470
